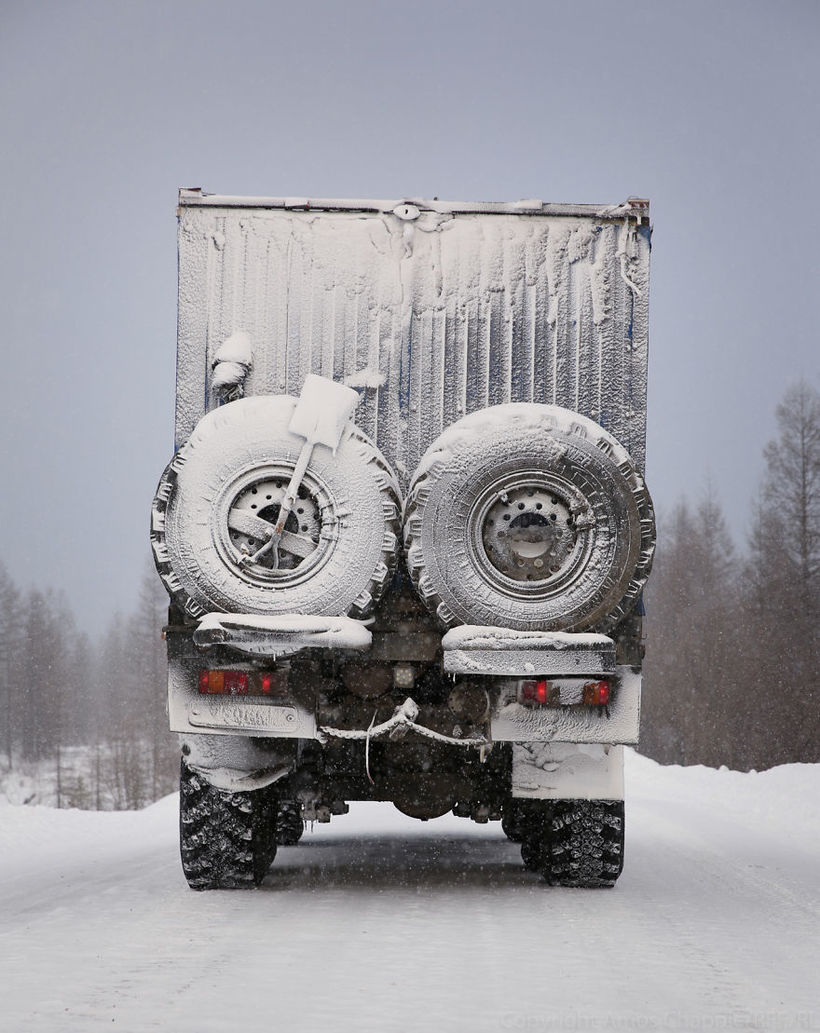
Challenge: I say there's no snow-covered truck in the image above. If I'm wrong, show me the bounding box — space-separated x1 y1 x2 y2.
151 190 655 889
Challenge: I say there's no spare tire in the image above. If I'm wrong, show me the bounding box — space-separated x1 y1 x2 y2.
151 396 401 620
403 404 654 632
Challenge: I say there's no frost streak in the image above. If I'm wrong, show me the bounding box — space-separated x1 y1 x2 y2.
176 208 650 484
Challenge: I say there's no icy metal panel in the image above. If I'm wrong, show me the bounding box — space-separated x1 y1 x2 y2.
490 667 641 744
178 189 647 219
176 197 650 484
442 626 616 676
168 656 315 738
511 744 625 800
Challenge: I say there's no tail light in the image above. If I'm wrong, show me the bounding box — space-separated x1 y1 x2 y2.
520 679 555 705
518 678 611 706
198 669 287 697
198 670 248 695
583 681 610 706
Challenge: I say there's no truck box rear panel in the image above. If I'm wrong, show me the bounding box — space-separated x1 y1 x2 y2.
176 193 650 485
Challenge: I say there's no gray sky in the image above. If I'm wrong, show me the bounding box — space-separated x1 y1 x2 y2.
1 0 818 631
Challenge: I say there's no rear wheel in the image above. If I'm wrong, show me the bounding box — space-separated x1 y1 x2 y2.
518 801 551 871
501 798 529 844
179 761 277 890
521 798 625 887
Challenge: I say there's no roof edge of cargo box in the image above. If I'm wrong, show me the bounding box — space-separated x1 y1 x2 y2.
178 188 650 221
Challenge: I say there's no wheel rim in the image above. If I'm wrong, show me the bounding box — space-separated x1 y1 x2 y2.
469 471 596 598
214 463 336 588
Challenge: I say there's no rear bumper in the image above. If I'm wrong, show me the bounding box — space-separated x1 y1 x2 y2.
168 655 639 746
168 654 317 738
169 617 639 745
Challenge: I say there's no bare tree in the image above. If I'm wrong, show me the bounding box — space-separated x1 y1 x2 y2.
132 558 176 797
0 554 176 807
738 380 820 765
17 590 68 762
762 379 819 617
642 492 738 766
642 383 820 771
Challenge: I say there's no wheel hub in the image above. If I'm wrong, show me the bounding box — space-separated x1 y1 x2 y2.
481 485 580 584
227 475 321 573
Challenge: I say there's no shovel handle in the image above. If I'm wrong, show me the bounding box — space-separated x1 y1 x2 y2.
260 440 314 567
273 440 313 535
240 440 315 568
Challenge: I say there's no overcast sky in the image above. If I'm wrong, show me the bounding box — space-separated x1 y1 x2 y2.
1 0 818 631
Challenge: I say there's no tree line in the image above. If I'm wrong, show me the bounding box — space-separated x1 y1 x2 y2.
0 381 816 807
641 380 819 769
0 559 176 808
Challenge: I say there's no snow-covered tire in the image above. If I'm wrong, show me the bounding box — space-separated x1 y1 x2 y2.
274 801 304 846
179 761 277 890
152 396 401 620
521 799 624 888
404 404 654 631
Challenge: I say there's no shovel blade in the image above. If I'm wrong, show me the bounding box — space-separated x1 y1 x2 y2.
288 374 360 450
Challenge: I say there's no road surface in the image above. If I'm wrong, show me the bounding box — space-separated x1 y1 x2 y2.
1 751 817 1032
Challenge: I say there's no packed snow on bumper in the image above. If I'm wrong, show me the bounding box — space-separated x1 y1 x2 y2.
1 750 817 1033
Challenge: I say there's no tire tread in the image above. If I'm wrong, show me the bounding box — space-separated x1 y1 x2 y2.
179 761 277 890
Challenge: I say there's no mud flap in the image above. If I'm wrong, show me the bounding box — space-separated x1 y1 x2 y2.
511 743 624 800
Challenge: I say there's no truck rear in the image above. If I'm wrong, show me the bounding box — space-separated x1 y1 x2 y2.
152 190 654 889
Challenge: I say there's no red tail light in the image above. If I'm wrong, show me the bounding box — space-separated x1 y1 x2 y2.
583 681 610 706
198 670 249 695
198 669 288 697
520 679 551 705
519 678 611 707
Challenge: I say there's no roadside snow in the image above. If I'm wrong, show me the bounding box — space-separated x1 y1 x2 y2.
1 751 817 1032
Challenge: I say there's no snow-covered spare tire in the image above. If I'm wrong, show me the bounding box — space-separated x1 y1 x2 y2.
404 404 654 632
151 396 401 620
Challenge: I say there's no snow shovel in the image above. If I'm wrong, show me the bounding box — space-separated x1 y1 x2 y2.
243 375 360 568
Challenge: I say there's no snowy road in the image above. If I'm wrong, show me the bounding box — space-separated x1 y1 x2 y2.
1 751 818 1033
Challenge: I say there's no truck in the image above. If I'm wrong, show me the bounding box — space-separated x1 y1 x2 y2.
151 190 655 890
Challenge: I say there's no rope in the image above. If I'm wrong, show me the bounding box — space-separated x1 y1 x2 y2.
318 697 489 749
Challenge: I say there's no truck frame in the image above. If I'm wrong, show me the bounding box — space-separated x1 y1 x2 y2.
152 190 654 889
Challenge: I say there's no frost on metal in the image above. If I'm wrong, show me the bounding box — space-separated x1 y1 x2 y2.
442 626 615 650
442 626 616 676
180 732 296 792
211 330 253 399
176 195 650 488
511 743 625 800
167 656 317 738
194 613 372 657
489 666 641 744
443 649 615 677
